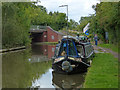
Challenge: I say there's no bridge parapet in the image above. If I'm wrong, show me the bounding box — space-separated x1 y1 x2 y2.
30 25 47 30
30 25 47 32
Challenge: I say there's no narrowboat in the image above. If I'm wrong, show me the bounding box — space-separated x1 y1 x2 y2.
52 36 94 74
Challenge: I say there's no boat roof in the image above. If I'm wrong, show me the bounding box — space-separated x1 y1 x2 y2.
62 35 90 44
62 36 79 41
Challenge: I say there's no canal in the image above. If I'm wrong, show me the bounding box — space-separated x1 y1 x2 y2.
2 44 86 88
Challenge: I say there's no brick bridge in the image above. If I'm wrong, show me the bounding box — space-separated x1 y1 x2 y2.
30 25 64 43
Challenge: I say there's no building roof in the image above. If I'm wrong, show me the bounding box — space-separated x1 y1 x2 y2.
47 26 64 36
30 25 65 35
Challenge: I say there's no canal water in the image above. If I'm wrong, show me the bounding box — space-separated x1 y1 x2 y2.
2 44 86 88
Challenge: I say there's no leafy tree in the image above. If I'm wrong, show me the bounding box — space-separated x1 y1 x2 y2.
93 2 119 44
68 19 78 30
76 2 119 45
77 16 91 32
2 2 33 48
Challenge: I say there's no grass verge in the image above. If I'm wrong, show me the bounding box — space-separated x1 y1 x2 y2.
98 44 119 53
84 53 118 88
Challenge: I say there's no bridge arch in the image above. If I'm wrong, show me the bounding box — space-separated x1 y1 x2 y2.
30 26 64 43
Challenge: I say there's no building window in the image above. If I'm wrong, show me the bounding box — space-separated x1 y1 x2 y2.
44 35 47 38
52 48 55 52
51 35 54 40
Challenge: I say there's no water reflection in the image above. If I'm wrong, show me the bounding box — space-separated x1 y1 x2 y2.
2 44 85 88
31 44 56 88
2 44 55 88
32 69 54 88
30 44 56 63
52 72 85 89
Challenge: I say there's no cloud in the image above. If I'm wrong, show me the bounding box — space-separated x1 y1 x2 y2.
39 0 100 22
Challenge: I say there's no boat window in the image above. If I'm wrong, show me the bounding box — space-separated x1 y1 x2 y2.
76 45 84 57
85 45 93 57
68 41 77 56
54 46 59 57
58 41 67 56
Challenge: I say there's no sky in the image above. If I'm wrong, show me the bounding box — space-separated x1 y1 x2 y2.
38 0 100 23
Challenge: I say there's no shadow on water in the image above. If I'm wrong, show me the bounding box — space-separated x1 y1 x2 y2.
52 71 86 89
2 44 86 89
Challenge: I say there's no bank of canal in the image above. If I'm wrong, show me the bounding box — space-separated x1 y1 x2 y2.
2 44 86 88
83 53 118 88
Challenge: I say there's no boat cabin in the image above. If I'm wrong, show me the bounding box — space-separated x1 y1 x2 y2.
54 36 94 59
54 38 79 58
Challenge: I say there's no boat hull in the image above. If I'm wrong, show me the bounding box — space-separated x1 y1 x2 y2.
52 58 89 74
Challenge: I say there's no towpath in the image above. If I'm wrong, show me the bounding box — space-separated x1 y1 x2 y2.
93 45 119 61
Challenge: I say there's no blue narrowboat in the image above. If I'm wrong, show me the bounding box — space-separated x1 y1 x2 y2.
52 36 94 74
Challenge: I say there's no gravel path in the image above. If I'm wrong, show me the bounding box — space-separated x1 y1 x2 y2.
92 45 119 61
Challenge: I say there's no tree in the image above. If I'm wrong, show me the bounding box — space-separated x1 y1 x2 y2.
2 2 33 48
76 16 91 32
86 2 119 44
68 19 78 30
